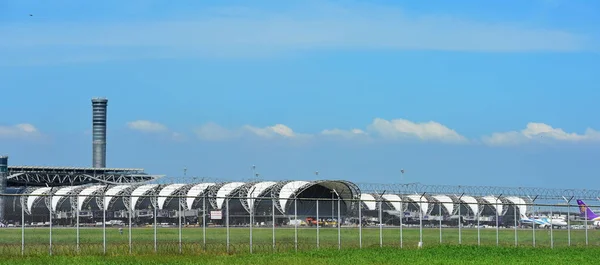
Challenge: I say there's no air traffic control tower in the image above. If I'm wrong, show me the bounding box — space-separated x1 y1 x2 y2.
0 156 8 222
92 98 108 168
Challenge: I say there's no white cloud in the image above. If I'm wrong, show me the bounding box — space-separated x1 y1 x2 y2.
0 2 594 65
194 122 309 141
321 128 368 139
243 124 297 138
126 120 185 141
126 120 168 132
194 122 241 141
0 124 40 138
367 118 468 143
483 122 600 146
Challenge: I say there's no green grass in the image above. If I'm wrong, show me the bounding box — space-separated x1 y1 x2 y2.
1 245 599 265
0 227 599 264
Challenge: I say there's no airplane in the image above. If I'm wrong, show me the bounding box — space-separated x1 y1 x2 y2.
576 200 600 226
520 213 567 228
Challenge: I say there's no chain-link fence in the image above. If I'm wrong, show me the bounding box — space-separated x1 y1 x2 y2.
0 193 598 256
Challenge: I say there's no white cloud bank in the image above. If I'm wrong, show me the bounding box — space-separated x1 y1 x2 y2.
126 120 168 132
482 122 600 146
193 118 466 143
0 124 41 139
126 120 185 141
0 2 595 65
367 118 468 143
194 123 305 141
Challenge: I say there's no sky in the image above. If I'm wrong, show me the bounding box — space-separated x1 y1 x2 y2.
1 0 599 189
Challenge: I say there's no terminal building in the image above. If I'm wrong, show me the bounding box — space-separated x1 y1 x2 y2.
0 98 543 228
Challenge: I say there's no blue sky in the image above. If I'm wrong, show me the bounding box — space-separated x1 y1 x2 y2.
1 0 599 188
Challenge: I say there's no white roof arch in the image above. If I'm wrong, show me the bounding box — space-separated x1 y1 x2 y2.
432 195 454 214
505 196 527 216
186 183 216 209
482 196 503 214
157 184 186 209
360 193 377 210
216 182 245 209
103 185 131 210
279 181 310 211
27 187 52 213
460 195 479 215
248 181 277 209
381 194 402 211
131 184 159 209
51 186 78 211
406 194 428 216
77 185 106 211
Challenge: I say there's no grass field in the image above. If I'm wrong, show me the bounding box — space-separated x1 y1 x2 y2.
1 245 600 265
1 227 600 264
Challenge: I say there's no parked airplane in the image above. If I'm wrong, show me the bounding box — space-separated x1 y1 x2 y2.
520 213 567 228
576 200 600 226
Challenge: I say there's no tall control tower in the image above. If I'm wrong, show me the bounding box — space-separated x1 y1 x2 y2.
92 98 108 168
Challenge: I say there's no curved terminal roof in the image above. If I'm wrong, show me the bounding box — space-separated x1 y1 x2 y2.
131 184 159 209
51 186 78 211
279 181 310 211
360 193 377 210
432 195 454 214
216 182 245 209
381 194 402 211
460 196 479 215
103 185 130 210
27 187 52 213
157 184 186 209
248 181 277 210
77 185 107 211
482 196 503 215
505 196 527 216
186 183 216 209
405 194 428 216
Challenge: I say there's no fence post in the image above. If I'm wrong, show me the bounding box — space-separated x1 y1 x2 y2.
316 199 320 249
514 202 517 247
358 198 362 249
495 194 502 247
50 193 53 256
439 203 442 244
250 195 253 254
103 193 107 255
178 194 182 254
379 198 383 248
400 198 403 248
129 194 132 254
21 195 25 256
564 196 573 246
272 197 275 252
585 205 588 246
203 195 206 251
226 198 230 254
458 193 464 245
418 192 426 247
294 198 298 252
154 195 157 253
550 208 554 249
76 194 80 253
337 195 341 250
531 195 538 247
477 203 480 246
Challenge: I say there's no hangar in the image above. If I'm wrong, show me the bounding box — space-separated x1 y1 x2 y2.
2 179 531 227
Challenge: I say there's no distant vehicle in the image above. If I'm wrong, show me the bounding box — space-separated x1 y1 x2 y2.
305 217 324 227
